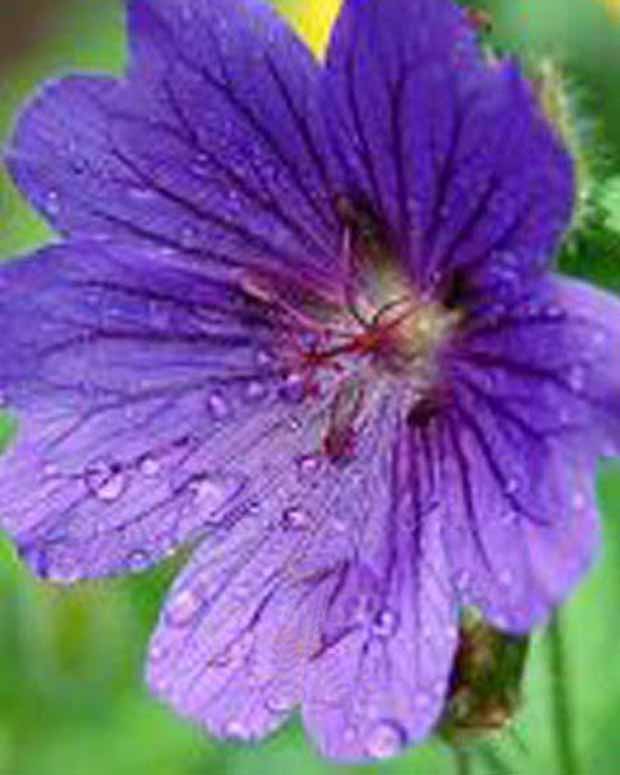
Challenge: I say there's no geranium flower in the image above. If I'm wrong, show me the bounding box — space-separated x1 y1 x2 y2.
1 0 619 763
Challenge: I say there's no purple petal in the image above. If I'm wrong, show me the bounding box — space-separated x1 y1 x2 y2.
438 277 620 630
147 396 458 761
323 0 574 295
0 241 299 580
6 0 341 284
302 510 457 762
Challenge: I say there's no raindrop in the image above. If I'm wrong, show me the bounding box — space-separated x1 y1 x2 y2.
85 461 127 502
246 381 266 401
166 587 202 626
364 719 407 759
189 471 246 517
224 720 248 740
179 225 197 247
498 569 513 587
568 364 585 393
150 642 168 662
127 186 155 202
265 690 296 714
207 392 231 420
572 490 587 511
127 549 151 572
281 506 311 531
504 477 519 495
372 608 400 639
545 304 564 320
42 462 59 479
296 454 322 483
45 190 60 215
140 456 160 477
592 330 607 348
280 372 305 403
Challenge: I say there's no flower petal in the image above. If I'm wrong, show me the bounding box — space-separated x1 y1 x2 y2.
6 0 340 283
438 277 620 630
147 393 458 761
0 241 307 580
302 510 457 762
323 0 573 296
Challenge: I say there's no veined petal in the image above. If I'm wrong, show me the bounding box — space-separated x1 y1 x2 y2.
147 394 458 761
0 241 311 580
6 0 341 284
323 0 574 297
437 277 620 630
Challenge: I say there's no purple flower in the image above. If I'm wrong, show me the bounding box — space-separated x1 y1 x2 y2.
1 0 619 762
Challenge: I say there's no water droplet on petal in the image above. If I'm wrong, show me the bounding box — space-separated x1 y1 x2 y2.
207 392 231 420
265 690 296 714
246 381 266 401
568 364 585 392
572 490 587 511
166 588 202 627
45 190 60 215
364 719 407 759
127 549 150 572
43 462 59 479
85 461 127 502
296 454 322 483
224 720 248 740
498 569 513 586
149 642 168 662
128 186 156 202
140 456 160 477
179 225 197 247
592 330 607 348
372 608 400 638
189 471 246 518
504 477 519 495
280 373 305 403
281 506 311 531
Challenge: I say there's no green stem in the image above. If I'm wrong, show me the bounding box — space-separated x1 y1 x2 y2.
454 748 473 775
548 612 580 775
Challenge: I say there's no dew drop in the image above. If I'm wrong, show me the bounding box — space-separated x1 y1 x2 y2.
504 477 519 495
166 587 202 627
179 225 197 247
364 719 407 759
85 461 127 502
42 462 59 479
296 454 322 483
568 364 585 392
498 569 513 587
140 456 160 477
246 381 266 401
572 490 587 511
207 392 231 420
372 608 400 639
189 471 246 517
280 372 305 403
45 190 60 215
281 506 311 531
224 719 248 740
127 549 151 572
150 642 168 662
127 186 156 202
545 304 564 320
265 690 296 714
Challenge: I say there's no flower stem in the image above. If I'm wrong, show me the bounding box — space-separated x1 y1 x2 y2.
548 611 580 775
454 748 473 775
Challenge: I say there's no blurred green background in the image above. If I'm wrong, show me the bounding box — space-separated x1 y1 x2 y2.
1 1 620 774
